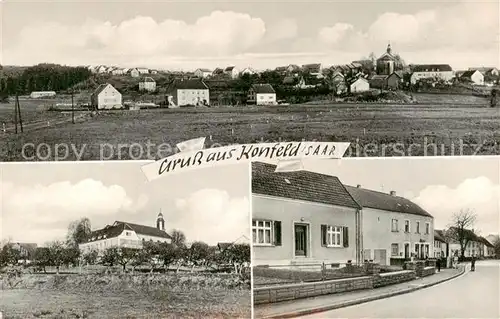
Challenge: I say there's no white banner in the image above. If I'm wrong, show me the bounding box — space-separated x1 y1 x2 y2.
141 140 350 181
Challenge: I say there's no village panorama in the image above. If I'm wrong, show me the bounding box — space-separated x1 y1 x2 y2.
0 43 499 161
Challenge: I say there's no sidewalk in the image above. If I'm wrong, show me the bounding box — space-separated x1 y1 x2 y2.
255 266 467 319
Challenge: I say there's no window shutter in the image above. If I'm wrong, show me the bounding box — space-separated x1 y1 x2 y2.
273 221 282 246
321 225 327 247
343 227 349 247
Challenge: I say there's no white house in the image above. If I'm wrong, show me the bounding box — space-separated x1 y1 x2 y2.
345 185 434 266
468 67 499 77
194 68 213 78
130 68 140 78
167 79 210 107
137 68 150 75
433 230 450 259
240 68 256 76
139 77 156 92
248 84 277 105
349 77 370 93
410 64 454 84
30 91 56 99
224 66 240 79
111 68 126 75
91 83 123 110
79 213 172 254
460 70 484 85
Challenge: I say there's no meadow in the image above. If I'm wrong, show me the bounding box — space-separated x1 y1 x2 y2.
0 94 498 161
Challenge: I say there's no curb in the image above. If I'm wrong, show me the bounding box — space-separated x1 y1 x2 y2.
261 266 467 319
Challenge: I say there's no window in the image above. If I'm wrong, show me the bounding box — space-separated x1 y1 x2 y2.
404 220 410 233
327 226 343 247
416 221 420 234
391 219 399 232
252 220 272 245
126 231 131 236
391 244 399 256
425 223 430 234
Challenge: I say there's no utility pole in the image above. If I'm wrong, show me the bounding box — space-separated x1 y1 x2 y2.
14 93 18 134
71 90 75 124
16 94 23 133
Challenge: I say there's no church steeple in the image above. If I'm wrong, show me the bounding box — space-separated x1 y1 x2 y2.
387 42 392 54
156 211 165 231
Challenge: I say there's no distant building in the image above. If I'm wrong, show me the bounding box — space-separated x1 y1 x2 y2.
212 68 225 77
130 68 140 78
468 67 499 77
410 64 454 84
248 84 277 105
11 242 38 263
386 72 403 90
111 68 125 75
301 63 323 78
137 68 150 75
139 77 157 92
79 213 172 253
376 44 399 75
166 79 210 107
224 66 240 79
286 64 301 74
370 72 402 90
30 91 56 99
349 77 370 93
91 83 122 110
460 70 484 85
194 68 213 78
433 230 449 258
369 75 388 90
240 68 257 76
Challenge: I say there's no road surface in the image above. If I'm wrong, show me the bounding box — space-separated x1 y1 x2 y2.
303 260 500 318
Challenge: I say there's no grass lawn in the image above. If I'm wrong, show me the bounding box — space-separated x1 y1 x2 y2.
0 102 499 161
0 288 250 319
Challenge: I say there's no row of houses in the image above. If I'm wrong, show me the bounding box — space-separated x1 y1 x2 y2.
251 162 497 267
193 66 257 79
87 65 159 77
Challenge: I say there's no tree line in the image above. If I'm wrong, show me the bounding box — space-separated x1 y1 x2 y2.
0 63 92 96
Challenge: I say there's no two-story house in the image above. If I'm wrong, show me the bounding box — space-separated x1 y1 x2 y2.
410 64 454 84
433 229 449 258
251 162 362 267
345 185 434 266
79 213 172 254
90 83 123 110
247 84 277 105
166 79 210 107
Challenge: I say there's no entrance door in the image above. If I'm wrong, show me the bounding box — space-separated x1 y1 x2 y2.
374 249 387 265
294 224 307 257
404 243 410 259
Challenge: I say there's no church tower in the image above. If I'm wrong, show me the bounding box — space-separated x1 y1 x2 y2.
387 43 392 55
156 212 165 231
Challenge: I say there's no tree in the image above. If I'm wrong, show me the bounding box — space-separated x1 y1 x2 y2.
170 229 187 248
446 209 478 258
66 218 92 248
0 242 20 267
368 52 377 65
493 237 500 258
82 249 99 265
158 242 183 270
33 247 51 273
187 241 211 271
47 241 66 274
115 247 138 272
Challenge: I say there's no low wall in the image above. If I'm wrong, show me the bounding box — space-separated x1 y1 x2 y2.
373 270 416 288
420 266 436 277
253 266 366 283
254 276 373 305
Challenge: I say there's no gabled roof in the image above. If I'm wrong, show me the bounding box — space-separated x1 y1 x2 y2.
169 79 209 90
369 75 388 80
85 220 171 243
460 70 481 78
212 68 224 74
302 63 322 73
141 77 156 83
468 67 498 73
434 230 447 243
251 84 275 94
478 236 494 247
197 68 212 72
92 83 114 97
412 64 453 72
252 162 361 209
225 66 236 72
344 185 433 217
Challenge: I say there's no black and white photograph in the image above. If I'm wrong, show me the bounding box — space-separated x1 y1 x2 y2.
0 162 251 319
0 0 499 161
251 157 499 318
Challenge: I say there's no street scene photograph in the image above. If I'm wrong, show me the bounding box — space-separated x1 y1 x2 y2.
0 0 499 161
0 161 251 319
251 156 499 318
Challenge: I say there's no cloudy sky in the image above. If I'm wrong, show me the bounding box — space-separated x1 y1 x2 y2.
0 161 250 246
2 0 498 70
261 156 499 236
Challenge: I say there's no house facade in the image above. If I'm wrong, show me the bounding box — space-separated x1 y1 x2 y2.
460 70 484 85
139 77 156 92
167 79 210 107
469 67 499 77
345 185 434 266
376 44 398 75
91 84 122 109
248 84 277 105
349 77 370 93
130 68 140 77
224 66 239 79
79 213 172 254
251 162 362 267
410 64 454 84
433 230 449 258
194 68 213 78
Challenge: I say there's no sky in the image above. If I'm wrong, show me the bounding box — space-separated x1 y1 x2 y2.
260 156 500 236
1 0 498 70
0 161 250 246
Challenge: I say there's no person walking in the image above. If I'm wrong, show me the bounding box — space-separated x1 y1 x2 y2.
471 255 476 272
436 258 441 272
453 254 459 269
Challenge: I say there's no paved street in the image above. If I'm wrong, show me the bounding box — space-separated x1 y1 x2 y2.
303 260 500 318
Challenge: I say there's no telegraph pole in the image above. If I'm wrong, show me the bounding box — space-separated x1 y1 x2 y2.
71 90 75 124
16 94 23 133
14 93 18 134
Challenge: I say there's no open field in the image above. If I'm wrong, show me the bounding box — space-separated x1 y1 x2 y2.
0 273 251 319
0 99 498 160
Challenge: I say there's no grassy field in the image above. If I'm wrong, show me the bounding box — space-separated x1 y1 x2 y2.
1 273 251 319
0 98 498 161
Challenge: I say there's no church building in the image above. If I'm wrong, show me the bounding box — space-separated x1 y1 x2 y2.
79 213 172 253
376 43 401 75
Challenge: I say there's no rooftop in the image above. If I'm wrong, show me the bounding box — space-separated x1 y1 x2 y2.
251 83 276 94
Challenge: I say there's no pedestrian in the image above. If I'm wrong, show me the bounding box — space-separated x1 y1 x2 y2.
453 254 459 269
471 255 476 272
436 258 441 272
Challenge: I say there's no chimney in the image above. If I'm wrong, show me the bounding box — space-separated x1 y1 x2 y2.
390 190 396 196
357 184 361 188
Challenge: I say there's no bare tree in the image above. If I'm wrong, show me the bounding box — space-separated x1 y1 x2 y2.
170 229 187 247
446 209 478 258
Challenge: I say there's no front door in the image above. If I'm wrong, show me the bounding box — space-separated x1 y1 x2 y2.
294 224 307 257
374 249 387 265
404 243 410 259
